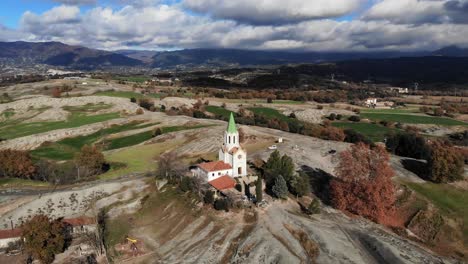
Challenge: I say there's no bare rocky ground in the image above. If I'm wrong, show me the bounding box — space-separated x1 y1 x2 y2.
0 88 460 263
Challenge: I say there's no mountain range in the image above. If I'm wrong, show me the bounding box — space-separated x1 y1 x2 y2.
1 41 468 70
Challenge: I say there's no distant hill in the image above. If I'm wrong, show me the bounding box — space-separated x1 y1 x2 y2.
150 48 426 68
432 45 468 57
0 41 143 69
114 49 158 63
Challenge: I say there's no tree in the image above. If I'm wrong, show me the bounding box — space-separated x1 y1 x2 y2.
348 115 361 122
21 215 66 264
290 172 310 197
385 132 430 159
256 178 263 202
204 190 215 204
158 151 179 183
130 97 137 103
427 140 464 183
344 129 373 145
74 145 106 179
272 175 288 199
214 199 229 211
320 126 345 141
307 199 321 214
0 149 36 179
180 176 194 192
279 155 295 183
152 127 162 137
330 143 395 224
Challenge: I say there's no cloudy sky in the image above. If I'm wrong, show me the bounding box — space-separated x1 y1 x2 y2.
0 0 467 51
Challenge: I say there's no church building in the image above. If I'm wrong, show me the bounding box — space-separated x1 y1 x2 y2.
195 113 247 190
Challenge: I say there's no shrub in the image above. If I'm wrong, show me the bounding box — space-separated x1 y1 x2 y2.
348 115 361 122
204 190 215 204
320 126 345 141
307 199 321 215
136 108 144 115
214 199 229 211
138 98 153 110
343 129 373 145
130 97 137 103
328 113 336 120
152 128 162 137
180 176 194 192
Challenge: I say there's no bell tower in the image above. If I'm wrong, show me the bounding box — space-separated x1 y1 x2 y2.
224 112 239 151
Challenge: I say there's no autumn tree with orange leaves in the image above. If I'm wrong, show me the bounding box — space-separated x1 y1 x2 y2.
0 149 36 179
330 143 396 224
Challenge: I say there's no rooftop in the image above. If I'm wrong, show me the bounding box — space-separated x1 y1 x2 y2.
198 161 232 172
208 175 236 190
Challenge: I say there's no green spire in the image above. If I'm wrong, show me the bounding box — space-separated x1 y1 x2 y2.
227 112 237 133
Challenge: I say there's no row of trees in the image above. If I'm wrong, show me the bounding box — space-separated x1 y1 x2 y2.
386 132 465 183
0 145 108 184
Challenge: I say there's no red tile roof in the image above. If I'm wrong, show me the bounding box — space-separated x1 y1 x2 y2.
208 175 236 190
63 217 95 226
0 228 21 239
198 161 232 172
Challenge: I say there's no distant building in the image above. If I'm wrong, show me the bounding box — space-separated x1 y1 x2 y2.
389 87 409 94
365 98 378 107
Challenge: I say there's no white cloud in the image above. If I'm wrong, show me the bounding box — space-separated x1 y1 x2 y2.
183 0 364 25
12 1 468 51
52 0 96 5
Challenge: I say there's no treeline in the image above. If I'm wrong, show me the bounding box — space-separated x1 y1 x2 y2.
0 145 109 184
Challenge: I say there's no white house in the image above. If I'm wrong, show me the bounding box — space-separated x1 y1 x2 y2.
365 98 377 107
195 113 247 190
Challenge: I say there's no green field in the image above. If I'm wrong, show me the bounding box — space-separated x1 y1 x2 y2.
31 121 159 160
62 102 113 113
248 107 291 122
104 124 213 150
0 112 120 140
114 76 150 83
205 105 233 119
332 122 398 142
215 99 304 105
360 113 467 126
99 140 183 179
404 181 468 241
94 91 147 99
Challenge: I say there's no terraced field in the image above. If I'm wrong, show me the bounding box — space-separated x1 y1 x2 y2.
360 113 467 126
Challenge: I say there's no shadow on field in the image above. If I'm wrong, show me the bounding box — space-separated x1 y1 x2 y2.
401 158 429 180
300 165 333 206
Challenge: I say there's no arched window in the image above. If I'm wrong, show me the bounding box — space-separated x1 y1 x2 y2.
228 136 231 144
233 136 236 144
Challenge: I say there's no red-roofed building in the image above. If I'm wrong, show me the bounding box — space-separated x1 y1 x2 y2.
208 175 237 191
0 228 22 248
196 161 233 181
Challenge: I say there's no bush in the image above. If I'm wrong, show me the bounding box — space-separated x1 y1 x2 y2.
214 199 229 211
328 113 336 120
320 126 345 141
348 115 361 122
138 98 154 110
152 128 162 137
130 97 137 103
179 176 193 192
136 108 144 115
307 199 321 215
344 129 373 145
204 190 215 204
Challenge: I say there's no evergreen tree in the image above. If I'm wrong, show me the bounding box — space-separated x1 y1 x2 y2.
256 178 263 203
272 175 288 199
290 172 310 197
279 155 295 183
